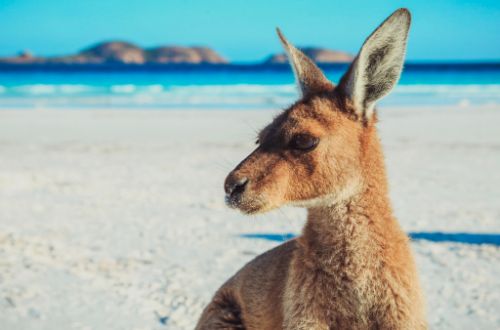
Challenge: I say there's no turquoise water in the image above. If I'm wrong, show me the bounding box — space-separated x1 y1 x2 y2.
0 65 499 109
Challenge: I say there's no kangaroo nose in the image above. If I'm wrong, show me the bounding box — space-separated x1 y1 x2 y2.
224 175 249 197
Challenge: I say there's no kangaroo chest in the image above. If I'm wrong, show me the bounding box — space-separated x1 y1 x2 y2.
282 246 380 329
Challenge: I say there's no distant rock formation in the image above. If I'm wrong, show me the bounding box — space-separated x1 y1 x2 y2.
0 50 39 64
0 43 352 66
147 46 227 64
79 41 146 64
0 41 227 65
265 47 353 64
18 50 34 60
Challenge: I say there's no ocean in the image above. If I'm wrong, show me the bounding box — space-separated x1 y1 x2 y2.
0 63 498 109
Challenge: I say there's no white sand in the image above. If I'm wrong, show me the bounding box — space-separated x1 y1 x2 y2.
0 106 499 329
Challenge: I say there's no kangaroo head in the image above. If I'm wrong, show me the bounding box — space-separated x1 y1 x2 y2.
225 9 411 214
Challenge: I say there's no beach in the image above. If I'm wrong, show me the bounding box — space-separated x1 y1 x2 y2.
0 106 499 329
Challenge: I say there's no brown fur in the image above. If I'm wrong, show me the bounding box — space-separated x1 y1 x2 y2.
196 9 426 330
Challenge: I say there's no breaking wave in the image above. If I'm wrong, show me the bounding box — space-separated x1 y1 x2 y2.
0 83 499 109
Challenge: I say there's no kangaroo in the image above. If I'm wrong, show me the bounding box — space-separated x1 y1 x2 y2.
196 8 426 330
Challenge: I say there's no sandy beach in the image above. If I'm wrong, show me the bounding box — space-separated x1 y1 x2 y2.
0 106 499 329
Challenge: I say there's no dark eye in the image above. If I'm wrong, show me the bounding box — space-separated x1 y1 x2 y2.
289 134 319 151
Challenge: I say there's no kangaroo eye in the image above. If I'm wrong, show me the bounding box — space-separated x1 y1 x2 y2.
289 134 319 151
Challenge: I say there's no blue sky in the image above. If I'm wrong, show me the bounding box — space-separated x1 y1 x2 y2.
0 0 498 61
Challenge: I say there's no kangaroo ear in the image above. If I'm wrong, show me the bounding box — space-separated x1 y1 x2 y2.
338 8 411 120
277 28 334 98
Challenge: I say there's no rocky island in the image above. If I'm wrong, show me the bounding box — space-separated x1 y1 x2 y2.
265 47 353 64
0 42 353 67
0 41 228 65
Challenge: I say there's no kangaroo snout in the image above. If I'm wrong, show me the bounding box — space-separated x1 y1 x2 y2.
224 174 248 196
224 173 249 206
